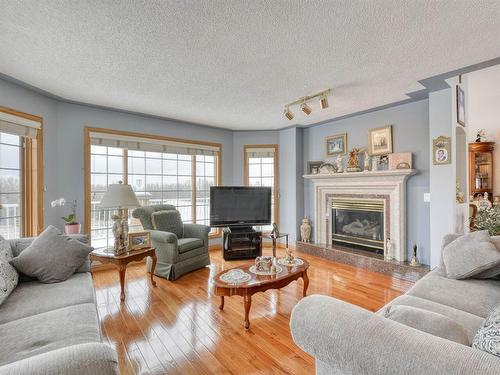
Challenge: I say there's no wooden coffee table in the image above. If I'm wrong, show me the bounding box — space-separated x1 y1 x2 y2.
213 259 309 329
90 247 157 301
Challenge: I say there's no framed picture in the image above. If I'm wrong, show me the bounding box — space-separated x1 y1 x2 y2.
432 136 452 165
456 85 465 126
307 160 323 174
325 133 347 157
388 152 412 170
128 231 151 250
368 125 393 155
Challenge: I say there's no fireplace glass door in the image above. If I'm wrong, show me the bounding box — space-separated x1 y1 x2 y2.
332 199 385 253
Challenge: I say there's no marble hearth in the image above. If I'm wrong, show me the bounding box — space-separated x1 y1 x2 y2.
304 169 417 262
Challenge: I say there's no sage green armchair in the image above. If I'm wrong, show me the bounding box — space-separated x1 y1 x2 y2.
132 204 211 280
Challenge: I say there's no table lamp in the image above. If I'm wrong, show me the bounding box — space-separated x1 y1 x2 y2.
100 181 140 254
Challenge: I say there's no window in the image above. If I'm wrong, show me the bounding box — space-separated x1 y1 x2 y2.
0 108 43 239
244 145 278 232
85 128 221 247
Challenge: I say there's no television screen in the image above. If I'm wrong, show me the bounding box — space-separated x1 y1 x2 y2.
210 186 271 227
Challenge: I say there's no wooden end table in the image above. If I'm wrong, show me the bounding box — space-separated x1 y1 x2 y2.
90 247 157 301
213 259 309 329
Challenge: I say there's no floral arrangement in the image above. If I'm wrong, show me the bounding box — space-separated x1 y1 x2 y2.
51 198 78 225
473 206 500 236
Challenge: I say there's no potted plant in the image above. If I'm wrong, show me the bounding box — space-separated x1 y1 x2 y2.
51 198 81 234
473 206 500 235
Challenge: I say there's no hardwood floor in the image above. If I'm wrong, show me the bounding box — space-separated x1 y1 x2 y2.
92 247 414 375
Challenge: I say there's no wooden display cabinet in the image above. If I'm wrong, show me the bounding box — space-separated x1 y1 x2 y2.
469 142 495 201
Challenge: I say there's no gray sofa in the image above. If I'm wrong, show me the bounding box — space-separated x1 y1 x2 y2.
290 235 500 375
132 204 211 280
0 237 117 375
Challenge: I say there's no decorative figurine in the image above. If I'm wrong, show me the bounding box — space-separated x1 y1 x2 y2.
270 257 277 274
346 148 362 172
410 244 421 266
270 222 279 238
364 151 371 171
300 218 311 242
111 214 127 255
385 238 394 261
335 155 343 173
285 247 295 263
255 256 273 273
476 129 486 142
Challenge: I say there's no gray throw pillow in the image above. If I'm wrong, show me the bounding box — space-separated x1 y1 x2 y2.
385 305 469 345
152 210 183 238
0 236 18 305
10 226 93 283
442 230 500 279
473 305 500 357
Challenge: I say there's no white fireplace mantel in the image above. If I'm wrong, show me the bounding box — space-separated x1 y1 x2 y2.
304 169 417 261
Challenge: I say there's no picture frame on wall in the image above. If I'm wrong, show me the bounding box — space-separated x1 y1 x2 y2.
456 85 465 126
432 136 452 165
368 125 393 155
307 160 323 174
325 133 347 157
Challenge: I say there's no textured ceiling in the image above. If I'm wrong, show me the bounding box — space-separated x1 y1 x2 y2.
0 1 499 130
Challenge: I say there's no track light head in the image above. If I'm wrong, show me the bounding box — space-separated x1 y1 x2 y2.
284 107 294 120
301 102 312 115
320 94 329 109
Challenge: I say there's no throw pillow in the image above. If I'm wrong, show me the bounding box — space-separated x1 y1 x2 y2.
473 305 500 357
152 210 183 238
10 226 93 283
384 305 470 345
0 235 18 305
442 230 500 279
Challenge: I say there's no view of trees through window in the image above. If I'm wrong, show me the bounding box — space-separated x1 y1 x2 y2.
90 145 217 248
0 132 22 239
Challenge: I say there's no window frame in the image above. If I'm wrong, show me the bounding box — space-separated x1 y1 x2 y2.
84 127 222 245
243 144 279 230
0 107 43 238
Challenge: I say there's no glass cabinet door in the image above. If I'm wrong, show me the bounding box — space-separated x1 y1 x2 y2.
474 152 492 190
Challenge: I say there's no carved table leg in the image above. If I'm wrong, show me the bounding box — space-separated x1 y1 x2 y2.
244 294 252 329
150 254 157 287
119 264 127 302
219 296 224 310
302 269 309 297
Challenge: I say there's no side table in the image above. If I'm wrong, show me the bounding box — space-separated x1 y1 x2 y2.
89 247 157 301
265 233 289 257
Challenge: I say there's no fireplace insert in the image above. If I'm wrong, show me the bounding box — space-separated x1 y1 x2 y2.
331 199 385 253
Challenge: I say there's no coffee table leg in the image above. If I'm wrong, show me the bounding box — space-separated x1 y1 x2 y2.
244 294 252 329
302 269 309 297
119 265 126 302
219 296 224 310
150 254 157 287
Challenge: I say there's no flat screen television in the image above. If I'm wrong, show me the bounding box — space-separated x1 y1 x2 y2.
210 186 271 227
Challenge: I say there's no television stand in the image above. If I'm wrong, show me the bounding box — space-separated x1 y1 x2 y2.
222 227 262 260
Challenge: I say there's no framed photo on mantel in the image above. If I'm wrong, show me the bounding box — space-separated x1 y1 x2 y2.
368 125 393 156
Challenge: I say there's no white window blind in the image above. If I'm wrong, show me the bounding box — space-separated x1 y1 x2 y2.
89 131 219 156
245 147 276 158
0 112 41 139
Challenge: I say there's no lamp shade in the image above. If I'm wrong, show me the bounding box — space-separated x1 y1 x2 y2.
100 183 140 209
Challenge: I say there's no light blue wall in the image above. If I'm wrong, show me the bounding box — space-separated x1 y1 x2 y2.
302 100 430 264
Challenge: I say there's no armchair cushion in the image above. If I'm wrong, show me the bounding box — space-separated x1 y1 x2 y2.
132 204 176 230
178 238 204 254
151 210 183 238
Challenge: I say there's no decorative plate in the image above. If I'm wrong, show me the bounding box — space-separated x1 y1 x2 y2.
219 269 251 284
277 258 304 267
249 265 283 276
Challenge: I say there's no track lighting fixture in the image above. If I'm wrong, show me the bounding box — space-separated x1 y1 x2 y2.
283 89 331 120
301 102 312 115
320 93 329 109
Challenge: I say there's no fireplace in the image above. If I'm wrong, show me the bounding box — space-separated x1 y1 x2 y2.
331 199 385 253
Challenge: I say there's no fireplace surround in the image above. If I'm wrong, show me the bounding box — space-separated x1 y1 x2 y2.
304 169 417 261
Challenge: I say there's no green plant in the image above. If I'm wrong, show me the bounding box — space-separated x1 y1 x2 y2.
473 206 500 236
51 198 78 225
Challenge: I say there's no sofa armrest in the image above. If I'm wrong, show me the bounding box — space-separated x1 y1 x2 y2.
290 295 500 375
150 230 178 244
183 224 210 243
0 342 117 375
